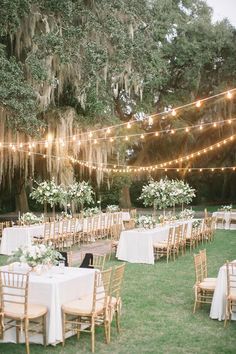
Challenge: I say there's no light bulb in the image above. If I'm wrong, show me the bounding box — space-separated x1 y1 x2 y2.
172 109 177 116
196 100 201 108
227 91 232 99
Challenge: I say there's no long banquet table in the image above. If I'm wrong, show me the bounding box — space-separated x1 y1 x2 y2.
212 211 236 230
210 260 236 321
0 264 96 345
0 212 130 255
116 220 195 265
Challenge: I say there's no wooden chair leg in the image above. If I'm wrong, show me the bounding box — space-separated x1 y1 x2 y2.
115 310 121 333
24 318 30 354
43 314 47 346
91 317 95 353
16 320 20 344
62 312 66 347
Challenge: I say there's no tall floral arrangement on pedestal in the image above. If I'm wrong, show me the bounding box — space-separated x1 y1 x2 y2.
175 180 196 210
139 178 196 216
30 178 65 215
67 181 94 212
139 178 172 215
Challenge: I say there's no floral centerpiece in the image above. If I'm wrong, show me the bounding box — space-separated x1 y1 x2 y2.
58 211 72 220
30 178 65 215
83 207 100 217
136 215 156 229
10 244 63 269
219 204 232 212
178 208 195 220
20 212 44 225
106 205 120 213
159 212 177 224
192 220 202 229
67 181 94 212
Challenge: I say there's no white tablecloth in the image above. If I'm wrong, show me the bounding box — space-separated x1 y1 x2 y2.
0 225 45 255
210 261 236 321
212 211 236 230
0 265 96 345
116 220 194 265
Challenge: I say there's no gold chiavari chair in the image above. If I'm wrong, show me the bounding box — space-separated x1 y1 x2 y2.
130 209 137 219
62 268 112 352
99 213 107 239
110 224 122 259
107 263 126 341
82 217 93 243
179 223 188 255
193 253 216 313
172 225 181 259
80 253 107 271
224 261 236 327
92 216 100 240
123 219 135 230
106 213 113 239
186 224 197 252
199 249 217 283
0 271 47 354
153 227 174 263
0 221 11 240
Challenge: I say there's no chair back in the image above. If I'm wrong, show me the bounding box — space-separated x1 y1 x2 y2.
0 271 29 317
124 219 135 230
93 254 106 271
199 249 208 278
44 222 51 240
194 253 203 283
110 224 122 241
226 261 236 299
130 209 137 218
110 263 126 302
91 268 112 313
167 227 174 246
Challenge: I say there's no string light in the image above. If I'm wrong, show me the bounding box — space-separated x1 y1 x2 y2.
196 100 201 108
227 91 233 99
172 109 177 117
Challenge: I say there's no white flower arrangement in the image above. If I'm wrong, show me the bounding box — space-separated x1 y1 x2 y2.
106 205 120 213
67 181 94 207
20 212 44 225
159 212 177 224
59 211 72 220
10 244 63 268
136 215 156 229
83 207 100 217
219 204 232 212
30 178 65 207
192 220 201 229
139 178 196 210
178 208 195 220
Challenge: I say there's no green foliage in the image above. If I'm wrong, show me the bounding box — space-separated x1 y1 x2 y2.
0 45 41 133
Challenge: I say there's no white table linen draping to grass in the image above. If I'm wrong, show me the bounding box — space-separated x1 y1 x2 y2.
0 264 96 345
0 212 130 256
212 211 236 230
116 220 194 265
210 260 236 321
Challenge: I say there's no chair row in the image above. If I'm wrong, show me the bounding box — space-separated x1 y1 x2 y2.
153 217 215 263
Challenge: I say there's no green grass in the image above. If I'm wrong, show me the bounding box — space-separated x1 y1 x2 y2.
0 231 236 354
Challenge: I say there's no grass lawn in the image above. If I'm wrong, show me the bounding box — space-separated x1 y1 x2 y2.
0 230 236 354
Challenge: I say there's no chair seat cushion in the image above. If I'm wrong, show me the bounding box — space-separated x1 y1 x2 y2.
4 303 47 320
153 243 168 249
198 281 216 291
203 277 217 283
228 289 236 301
62 297 104 315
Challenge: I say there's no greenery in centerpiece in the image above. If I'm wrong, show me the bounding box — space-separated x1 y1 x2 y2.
159 212 177 224
67 181 94 212
30 178 65 214
83 207 100 217
139 178 196 214
136 215 156 229
219 204 232 211
10 244 63 268
106 205 120 213
178 208 195 220
20 212 44 225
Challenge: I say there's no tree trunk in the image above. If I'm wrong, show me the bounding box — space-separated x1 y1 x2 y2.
15 180 29 212
119 186 131 208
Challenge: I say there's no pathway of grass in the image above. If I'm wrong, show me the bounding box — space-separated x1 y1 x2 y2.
0 230 236 354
